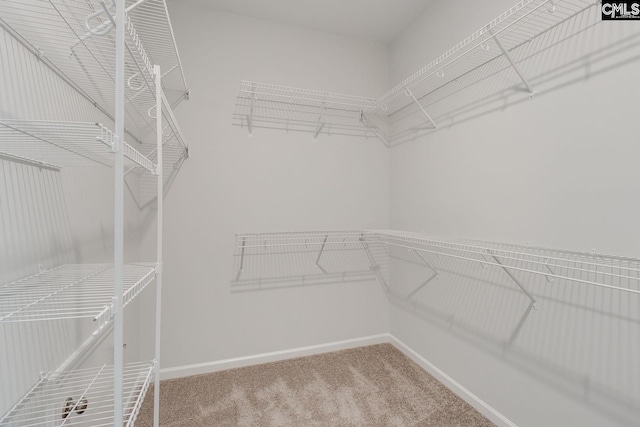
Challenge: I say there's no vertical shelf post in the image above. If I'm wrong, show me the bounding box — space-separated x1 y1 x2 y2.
114 0 125 424
153 64 163 427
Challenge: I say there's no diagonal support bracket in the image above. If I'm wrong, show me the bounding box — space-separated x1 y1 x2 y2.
489 250 537 306
359 234 389 292
235 237 246 280
313 102 327 142
490 30 534 96
246 84 255 136
315 234 328 268
360 111 391 147
406 248 439 298
405 89 438 129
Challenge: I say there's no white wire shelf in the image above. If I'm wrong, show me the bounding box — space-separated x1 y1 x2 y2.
233 0 623 145
235 229 640 301
371 0 609 143
0 119 157 173
0 263 157 331
0 361 154 427
0 0 188 144
365 230 640 300
233 81 385 141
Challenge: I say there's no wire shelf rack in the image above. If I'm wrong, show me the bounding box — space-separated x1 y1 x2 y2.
234 229 640 301
232 0 623 145
0 263 157 331
0 119 157 172
0 0 188 144
0 361 155 427
366 230 640 300
233 81 382 140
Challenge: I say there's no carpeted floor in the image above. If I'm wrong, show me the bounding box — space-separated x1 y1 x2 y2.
136 344 494 426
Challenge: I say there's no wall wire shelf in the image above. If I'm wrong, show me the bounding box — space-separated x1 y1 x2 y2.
0 263 157 332
0 361 155 427
235 230 640 306
233 0 618 145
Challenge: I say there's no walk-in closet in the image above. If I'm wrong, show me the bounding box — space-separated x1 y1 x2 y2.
1 1 639 426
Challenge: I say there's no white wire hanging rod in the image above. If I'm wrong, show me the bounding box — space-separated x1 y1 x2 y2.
377 239 640 295
238 91 373 110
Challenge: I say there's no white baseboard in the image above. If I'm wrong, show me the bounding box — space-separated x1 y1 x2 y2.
388 335 518 427
160 332 515 427
160 333 389 380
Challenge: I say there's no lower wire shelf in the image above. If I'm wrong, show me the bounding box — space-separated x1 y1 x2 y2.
0 263 157 333
0 361 155 427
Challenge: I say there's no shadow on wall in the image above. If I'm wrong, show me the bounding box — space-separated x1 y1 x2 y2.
390 7 640 147
386 242 640 427
229 232 388 293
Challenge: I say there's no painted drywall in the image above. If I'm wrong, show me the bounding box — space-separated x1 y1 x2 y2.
139 2 391 369
0 24 149 415
388 1 640 426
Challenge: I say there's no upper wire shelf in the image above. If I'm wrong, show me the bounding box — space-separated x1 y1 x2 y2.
0 0 188 144
0 263 157 332
0 119 157 173
233 0 613 145
233 81 383 141
0 361 154 427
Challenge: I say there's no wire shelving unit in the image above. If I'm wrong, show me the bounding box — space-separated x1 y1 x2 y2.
1 1 189 426
233 0 619 145
0 361 155 427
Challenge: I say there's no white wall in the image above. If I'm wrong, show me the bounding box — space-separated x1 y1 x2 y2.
143 1 391 370
389 1 640 426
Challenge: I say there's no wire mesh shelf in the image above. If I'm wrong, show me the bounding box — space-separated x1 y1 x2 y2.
0 119 157 172
234 229 640 299
366 230 640 297
0 0 188 144
0 263 157 331
232 0 625 145
0 361 155 427
233 81 382 140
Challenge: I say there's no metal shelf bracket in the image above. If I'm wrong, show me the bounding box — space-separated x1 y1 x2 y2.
405 89 438 129
490 30 535 96
488 250 537 306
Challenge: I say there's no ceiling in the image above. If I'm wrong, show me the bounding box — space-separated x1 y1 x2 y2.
185 0 433 44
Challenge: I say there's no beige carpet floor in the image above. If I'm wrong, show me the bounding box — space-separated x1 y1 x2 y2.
136 344 494 426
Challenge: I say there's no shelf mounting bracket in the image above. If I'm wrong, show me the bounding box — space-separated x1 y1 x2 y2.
489 250 537 306
405 89 438 129
359 234 389 291
407 249 439 298
315 234 328 268
246 84 255 136
313 102 327 142
360 111 391 147
490 30 534 96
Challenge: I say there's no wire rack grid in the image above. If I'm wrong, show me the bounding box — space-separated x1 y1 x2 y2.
366 230 640 296
0 263 157 331
233 81 382 139
0 0 188 145
0 119 157 173
0 361 155 427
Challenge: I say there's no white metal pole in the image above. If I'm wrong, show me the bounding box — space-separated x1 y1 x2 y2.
114 0 125 425
153 64 163 427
